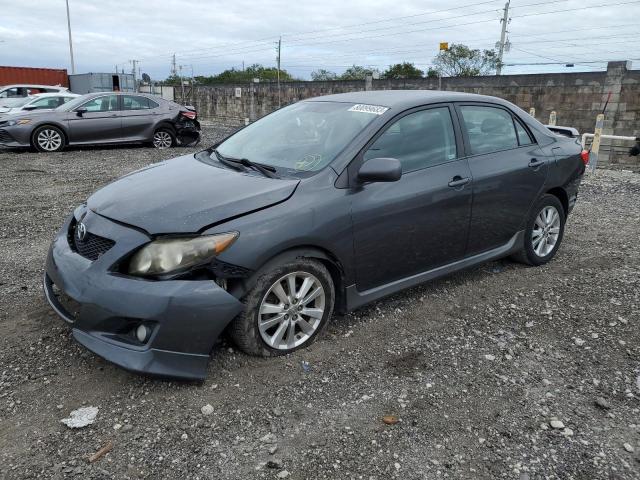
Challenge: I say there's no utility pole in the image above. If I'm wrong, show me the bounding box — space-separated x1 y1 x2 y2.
65 0 76 74
496 0 510 75
171 54 177 77
276 37 281 107
179 65 185 103
130 60 139 91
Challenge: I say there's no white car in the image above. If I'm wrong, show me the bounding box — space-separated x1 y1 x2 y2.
0 84 70 98
0 92 80 114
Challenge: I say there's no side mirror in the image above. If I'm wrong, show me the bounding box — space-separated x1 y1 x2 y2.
357 157 402 183
22 105 38 111
75 107 87 116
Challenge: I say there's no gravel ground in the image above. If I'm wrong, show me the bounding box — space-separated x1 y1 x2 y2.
0 129 638 479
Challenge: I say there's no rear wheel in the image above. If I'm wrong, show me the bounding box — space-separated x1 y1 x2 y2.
512 194 565 266
32 125 65 152
152 128 175 149
230 259 335 356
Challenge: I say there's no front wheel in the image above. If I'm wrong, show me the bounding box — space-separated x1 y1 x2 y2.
32 125 65 152
152 128 176 149
230 259 335 356
512 194 565 266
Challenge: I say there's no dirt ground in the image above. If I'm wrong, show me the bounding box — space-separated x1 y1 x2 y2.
0 129 638 479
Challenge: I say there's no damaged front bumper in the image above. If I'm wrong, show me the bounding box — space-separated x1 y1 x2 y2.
43 208 243 380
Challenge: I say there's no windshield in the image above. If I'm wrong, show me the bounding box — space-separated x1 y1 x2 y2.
56 95 89 111
0 97 32 108
215 101 384 172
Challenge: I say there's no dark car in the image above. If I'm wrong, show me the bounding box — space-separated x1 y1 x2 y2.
0 92 200 151
43 90 586 380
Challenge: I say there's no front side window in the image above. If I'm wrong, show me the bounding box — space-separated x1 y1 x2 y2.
363 107 457 173
215 101 381 172
123 95 152 110
81 95 119 112
459 105 518 155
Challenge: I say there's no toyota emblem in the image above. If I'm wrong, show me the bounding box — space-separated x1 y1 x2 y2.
76 222 87 242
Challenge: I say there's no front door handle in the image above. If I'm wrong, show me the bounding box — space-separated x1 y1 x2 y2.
529 158 545 168
448 176 471 188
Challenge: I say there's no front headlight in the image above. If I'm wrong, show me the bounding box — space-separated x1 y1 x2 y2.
128 232 238 276
5 119 31 126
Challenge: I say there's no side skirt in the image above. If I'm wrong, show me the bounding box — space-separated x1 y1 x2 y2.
345 231 524 311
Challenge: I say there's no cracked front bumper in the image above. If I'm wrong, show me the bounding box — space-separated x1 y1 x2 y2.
43 209 244 380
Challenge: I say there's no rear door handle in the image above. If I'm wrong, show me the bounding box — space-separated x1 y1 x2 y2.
529 158 545 168
448 176 471 188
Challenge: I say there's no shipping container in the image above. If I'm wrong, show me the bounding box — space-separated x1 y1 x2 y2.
68 73 135 94
0 66 69 87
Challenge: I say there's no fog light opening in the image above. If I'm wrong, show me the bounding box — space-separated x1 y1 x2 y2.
135 324 150 343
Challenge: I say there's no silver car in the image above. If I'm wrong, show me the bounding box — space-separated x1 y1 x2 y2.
0 92 80 115
0 92 200 152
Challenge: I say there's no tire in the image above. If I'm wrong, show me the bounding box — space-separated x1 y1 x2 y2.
32 125 65 152
512 194 566 266
152 128 176 149
230 258 335 356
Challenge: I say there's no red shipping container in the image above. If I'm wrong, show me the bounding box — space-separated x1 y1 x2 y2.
0 66 69 87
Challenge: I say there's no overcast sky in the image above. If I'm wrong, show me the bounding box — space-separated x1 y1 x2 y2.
1 0 638 80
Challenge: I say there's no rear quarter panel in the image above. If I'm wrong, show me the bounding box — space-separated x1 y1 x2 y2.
547 136 585 213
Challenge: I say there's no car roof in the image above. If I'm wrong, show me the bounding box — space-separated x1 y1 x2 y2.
79 91 164 100
30 92 79 98
304 90 509 110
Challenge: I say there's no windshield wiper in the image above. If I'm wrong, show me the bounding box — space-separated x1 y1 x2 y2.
211 149 244 172
211 149 278 178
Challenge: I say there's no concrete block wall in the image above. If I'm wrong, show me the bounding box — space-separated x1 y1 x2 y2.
176 61 640 166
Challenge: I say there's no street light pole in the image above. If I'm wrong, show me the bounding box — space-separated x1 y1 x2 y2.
65 0 76 74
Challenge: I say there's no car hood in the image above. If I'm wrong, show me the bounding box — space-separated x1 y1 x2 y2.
87 153 300 234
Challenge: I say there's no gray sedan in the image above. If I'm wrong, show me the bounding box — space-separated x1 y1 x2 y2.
0 92 200 152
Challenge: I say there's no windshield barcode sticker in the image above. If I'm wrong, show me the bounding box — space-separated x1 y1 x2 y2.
348 104 389 115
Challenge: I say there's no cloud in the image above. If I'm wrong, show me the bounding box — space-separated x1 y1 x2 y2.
0 0 638 80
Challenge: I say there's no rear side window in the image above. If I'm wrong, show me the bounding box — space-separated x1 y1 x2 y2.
514 118 534 146
364 107 457 173
459 106 518 155
123 95 157 110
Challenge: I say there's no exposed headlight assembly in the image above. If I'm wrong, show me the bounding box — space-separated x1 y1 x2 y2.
3 119 31 127
128 232 238 276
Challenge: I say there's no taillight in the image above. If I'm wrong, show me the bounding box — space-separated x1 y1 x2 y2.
181 111 196 120
580 150 589 165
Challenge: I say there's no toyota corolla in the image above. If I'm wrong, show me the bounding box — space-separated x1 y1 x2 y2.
44 90 586 380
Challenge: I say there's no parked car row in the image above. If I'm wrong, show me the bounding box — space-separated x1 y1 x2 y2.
0 91 201 151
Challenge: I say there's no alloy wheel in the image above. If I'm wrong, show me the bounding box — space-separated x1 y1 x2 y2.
37 129 62 151
258 272 326 350
153 131 173 149
532 205 561 257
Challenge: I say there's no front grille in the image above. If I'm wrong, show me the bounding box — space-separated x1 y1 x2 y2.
0 129 14 143
69 221 115 261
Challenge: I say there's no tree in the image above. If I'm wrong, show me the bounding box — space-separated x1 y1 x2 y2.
426 68 440 78
176 64 295 85
311 69 338 81
339 65 380 81
382 62 423 79
432 44 501 77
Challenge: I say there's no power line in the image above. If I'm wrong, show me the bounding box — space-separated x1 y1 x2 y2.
125 0 569 65
181 0 640 60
